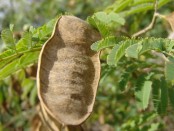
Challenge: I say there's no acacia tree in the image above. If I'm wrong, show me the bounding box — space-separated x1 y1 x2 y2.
0 0 174 130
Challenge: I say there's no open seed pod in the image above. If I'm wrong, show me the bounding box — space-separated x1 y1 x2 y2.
165 12 174 31
37 15 101 125
164 12 174 39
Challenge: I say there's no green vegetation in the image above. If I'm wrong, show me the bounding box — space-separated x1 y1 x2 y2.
0 0 174 130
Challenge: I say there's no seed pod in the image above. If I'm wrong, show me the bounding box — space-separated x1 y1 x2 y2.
165 12 174 32
165 12 174 39
37 15 101 125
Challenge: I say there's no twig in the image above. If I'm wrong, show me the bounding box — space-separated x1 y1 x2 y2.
132 0 158 38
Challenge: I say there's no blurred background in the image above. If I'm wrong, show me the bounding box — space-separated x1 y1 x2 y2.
0 0 174 131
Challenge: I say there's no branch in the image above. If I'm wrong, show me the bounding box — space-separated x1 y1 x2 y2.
132 0 158 38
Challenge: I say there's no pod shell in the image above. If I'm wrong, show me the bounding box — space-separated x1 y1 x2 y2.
37 15 101 125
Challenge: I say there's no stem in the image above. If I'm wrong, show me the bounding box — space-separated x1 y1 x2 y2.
132 0 158 38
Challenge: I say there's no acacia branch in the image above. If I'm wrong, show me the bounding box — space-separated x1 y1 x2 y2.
132 0 158 38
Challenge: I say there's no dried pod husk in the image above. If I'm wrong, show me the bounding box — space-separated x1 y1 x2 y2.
37 15 101 125
165 12 174 32
165 12 174 39
39 103 61 131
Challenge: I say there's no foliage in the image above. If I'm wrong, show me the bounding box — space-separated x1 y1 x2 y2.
0 0 174 130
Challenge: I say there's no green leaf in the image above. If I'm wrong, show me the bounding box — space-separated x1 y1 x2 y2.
107 45 120 65
95 20 111 37
0 52 39 79
157 78 168 114
148 123 160 131
21 79 34 100
22 31 33 49
164 39 174 52
119 64 138 91
112 40 134 65
119 72 130 91
93 37 174 68
94 12 125 25
29 85 37 106
88 12 125 37
91 36 127 51
0 49 23 70
152 80 161 111
124 38 174 56
121 112 157 130
125 43 142 58
0 49 15 59
135 81 152 110
108 12 125 25
0 16 60 80
32 18 57 39
139 38 164 55
16 31 33 49
168 87 174 109
1 29 16 50
93 37 174 67
0 59 21 80
165 57 174 82
87 16 97 29
0 54 21 69
106 39 134 66
106 0 132 12
158 0 172 8
152 78 168 114
19 52 39 66
99 64 115 84
120 0 171 17
0 16 62 81
120 3 153 16
10 24 14 31
132 0 154 6
88 16 111 37
94 12 109 23
130 37 174 55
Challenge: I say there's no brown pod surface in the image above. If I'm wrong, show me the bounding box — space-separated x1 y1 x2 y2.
166 12 174 31
37 15 101 125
